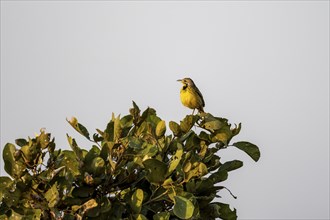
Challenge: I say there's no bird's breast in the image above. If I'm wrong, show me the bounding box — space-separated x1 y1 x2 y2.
180 89 199 109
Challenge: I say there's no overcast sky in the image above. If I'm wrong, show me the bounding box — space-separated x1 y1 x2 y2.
1 1 329 219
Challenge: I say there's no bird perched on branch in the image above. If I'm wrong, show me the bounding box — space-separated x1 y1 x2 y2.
177 78 205 114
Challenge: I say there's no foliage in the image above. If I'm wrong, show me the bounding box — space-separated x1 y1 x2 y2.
0 102 260 219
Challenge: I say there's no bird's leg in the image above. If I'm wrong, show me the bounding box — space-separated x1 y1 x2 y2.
192 109 195 115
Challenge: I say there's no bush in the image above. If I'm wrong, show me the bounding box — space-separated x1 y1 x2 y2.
0 102 260 219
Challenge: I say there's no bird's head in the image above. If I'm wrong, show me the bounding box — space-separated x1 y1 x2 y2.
177 78 195 87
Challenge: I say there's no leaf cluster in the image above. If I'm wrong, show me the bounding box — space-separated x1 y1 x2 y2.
0 102 260 220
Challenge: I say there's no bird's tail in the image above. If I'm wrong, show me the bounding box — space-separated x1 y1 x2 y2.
198 107 205 113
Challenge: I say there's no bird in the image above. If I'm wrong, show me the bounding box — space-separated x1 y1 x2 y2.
177 78 205 114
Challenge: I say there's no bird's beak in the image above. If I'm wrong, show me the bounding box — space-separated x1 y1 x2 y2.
177 79 182 82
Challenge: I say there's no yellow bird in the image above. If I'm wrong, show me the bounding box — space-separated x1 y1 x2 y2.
177 78 205 114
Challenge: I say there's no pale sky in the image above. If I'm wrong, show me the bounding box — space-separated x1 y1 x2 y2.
1 1 329 219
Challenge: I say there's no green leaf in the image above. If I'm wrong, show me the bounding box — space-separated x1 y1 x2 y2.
2 187 21 208
113 114 122 141
203 120 222 131
231 123 241 137
3 209 22 219
15 138 28 147
201 114 224 131
38 165 65 183
178 130 195 143
183 162 192 173
100 141 115 161
120 114 133 128
194 179 214 194
19 138 43 167
84 145 101 165
44 183 59 208
100 197 111 213
36 129 52 149
56 171 74 198
128 137 142 150
0 177 12 201
121 115 133 137
136 121 152 137
155 120 166 138
219 160 243 172
20 145 32 164
233 141 260 162
180 115 198 133
66 134 84 161
201 202 237 220
19 208 42 219
169 121 181 136
104 120 114 141
0 177 12 189
166 144 183 176
93 133 103 142
107 201 126 219
199 131 210 142
72 186 95 198
57 150 81 176
130 101 141 124
209 169 228 184
141 108 157 125
3 143 26 178
198 162 208 176
173 196 195 219
198 141 208 159
153 211 170 220
66 117 90 140
143 159 167 184
91 157 105 176
184 162 208 182
217 202 237 220
80 199 98 216
211 126 232 145
140 144 158 157
146 114 162 129
84 148 100 178
134 214 148 220
85 206 101 218
206 154 221 171
130 188 144 213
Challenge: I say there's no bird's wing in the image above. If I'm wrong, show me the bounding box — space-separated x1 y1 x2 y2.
195 86 205 107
